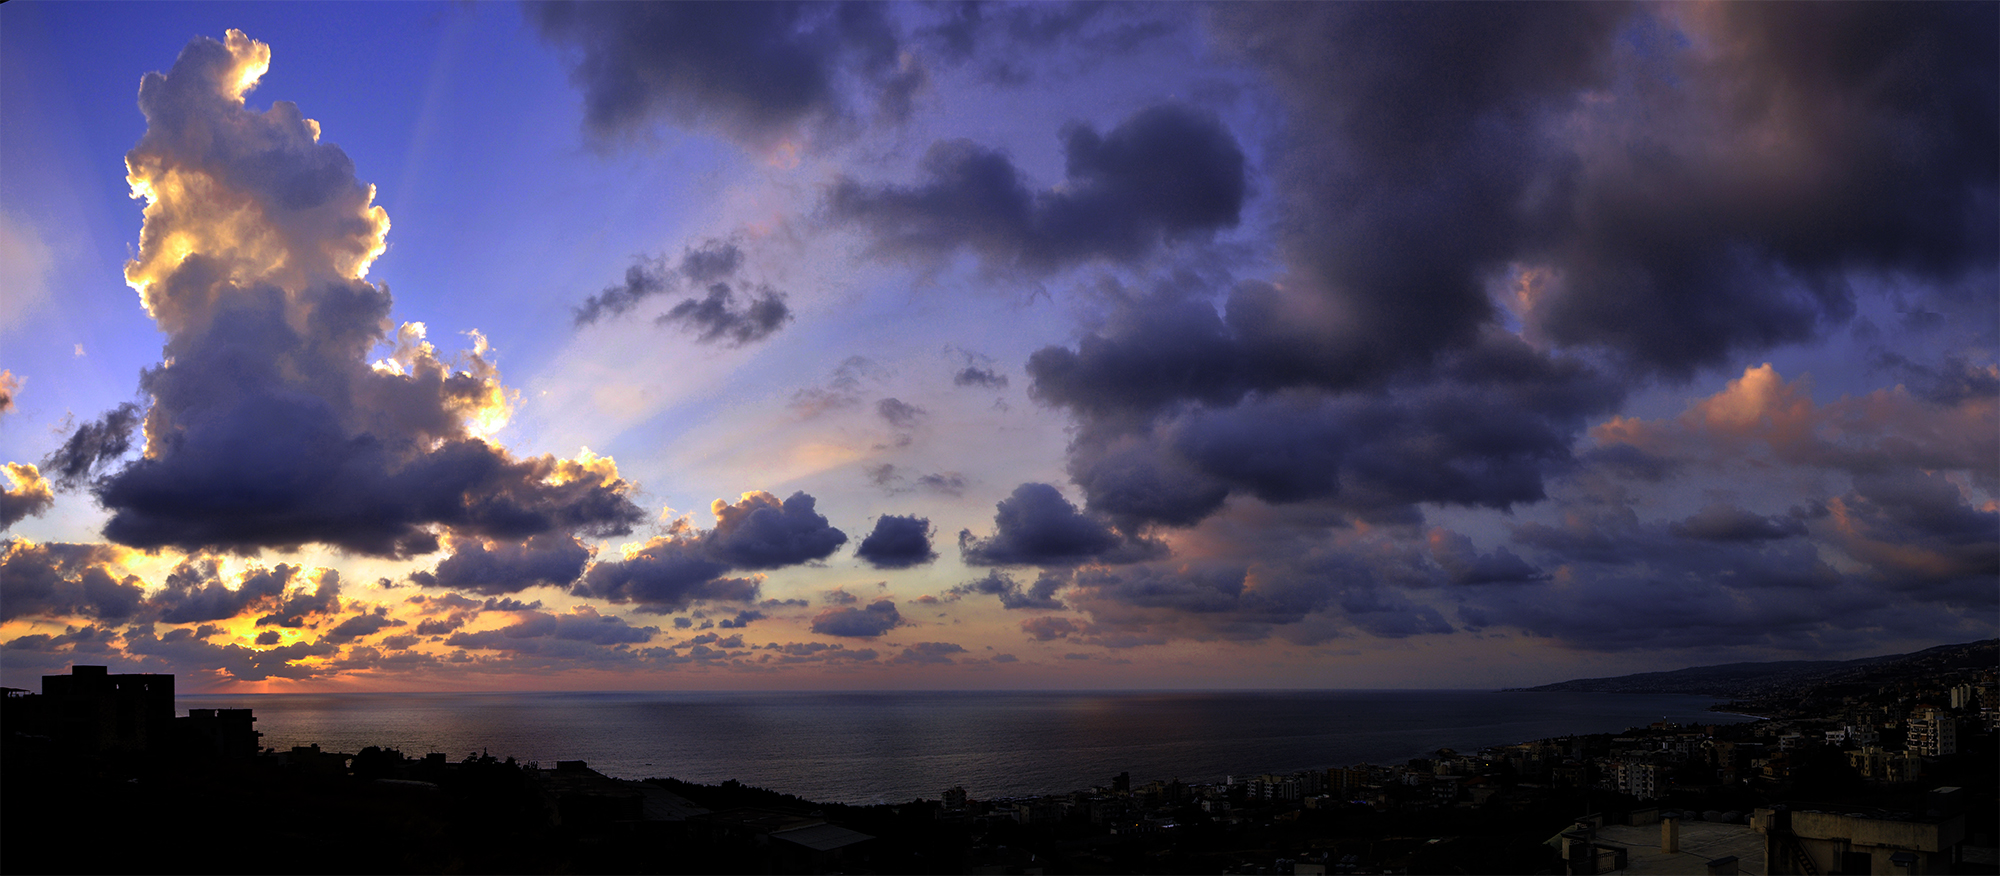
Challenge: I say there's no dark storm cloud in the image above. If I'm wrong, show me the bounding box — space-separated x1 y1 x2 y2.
1 464 55 529
828 103 1245 273
1206 2 1997 379
809 599 901 638
958 482 1167 566
1426 530 1548 587
42 403 141 490
657 282 792 346
1872 352 2000 408
949 570 1065 610
1013 3 1995 551
531 1 908 148
1832 471 1999 605
430 533 592 595
1668 504 1809 543
0 540 145 622
94 32 647 559
854 514 937 569
705 491 848 569
1038 327 1624 528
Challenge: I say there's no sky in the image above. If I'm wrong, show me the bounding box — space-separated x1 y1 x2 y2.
1 2 1994 693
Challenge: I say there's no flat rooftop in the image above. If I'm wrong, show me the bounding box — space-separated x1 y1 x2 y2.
1590 821 1765 875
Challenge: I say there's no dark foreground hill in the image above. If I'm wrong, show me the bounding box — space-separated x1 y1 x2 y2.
1514 638 1997 699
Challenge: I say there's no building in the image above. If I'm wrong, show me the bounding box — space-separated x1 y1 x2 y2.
1907 706 1957 757
36 665 175 755
1759 806 1966 875
179 708 261 759
1552 811 1765 875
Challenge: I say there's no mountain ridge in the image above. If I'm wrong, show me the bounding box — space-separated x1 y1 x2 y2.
1510 639 1997 699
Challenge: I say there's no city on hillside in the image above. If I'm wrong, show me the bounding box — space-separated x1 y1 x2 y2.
3 647 1994 875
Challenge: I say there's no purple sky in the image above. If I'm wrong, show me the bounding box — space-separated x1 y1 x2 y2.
2 2 1993 692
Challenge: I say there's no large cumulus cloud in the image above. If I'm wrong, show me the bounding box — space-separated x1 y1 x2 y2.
853 514 937 569
83 31 644 558
570 490 845 613
958 482 1167 566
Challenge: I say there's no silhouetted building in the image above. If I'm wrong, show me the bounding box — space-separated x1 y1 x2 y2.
38 665 174 755
179 708 260 759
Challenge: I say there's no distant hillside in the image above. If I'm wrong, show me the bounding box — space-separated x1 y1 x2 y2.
1515 639 1998 698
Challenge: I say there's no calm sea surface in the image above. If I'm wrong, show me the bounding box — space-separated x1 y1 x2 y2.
176 689 1751 805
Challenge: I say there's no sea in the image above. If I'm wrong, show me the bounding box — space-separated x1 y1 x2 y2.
175 689 1754 805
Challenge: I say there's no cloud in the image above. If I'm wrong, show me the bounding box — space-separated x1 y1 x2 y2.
579 241 794 344
809 599 901 638
1020 615 1082 641
87 30 644 558
876 397 925 430
1035 312 1625 526
1426 530 1548 587
43 403 142 491
532 1 911 149
123 624 339 682
854 514 937 569
573 536 754 614
429 532 592 595
866 463 968 497
950 570 1065 610
716 610 764 629
447 606 658 652
572 239 751 325
2 463 55 529
324 612 401 645
146 557 294 625
658 282 792 345
705 490 848 569
792 356 885 417
252 568 342 628
958 482 1167 566
953 366 1007 389
1206 3 1996 380
829 103 1245 273
0 540 145 622
890 641 965 665
1668 505 1809 543
0 370 18 416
